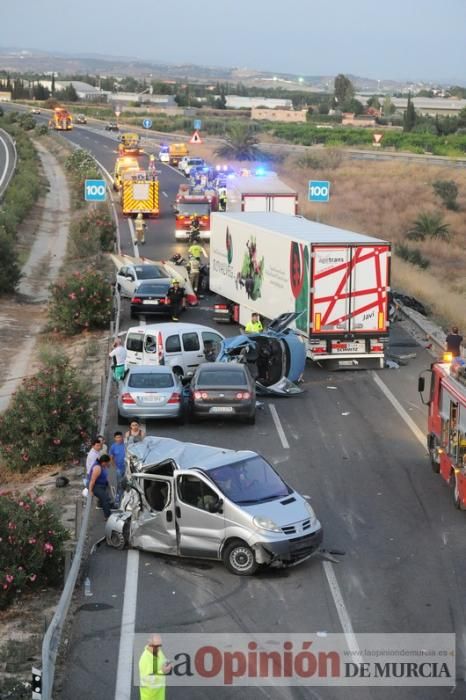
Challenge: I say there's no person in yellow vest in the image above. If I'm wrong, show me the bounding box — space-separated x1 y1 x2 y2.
139 634 172 700
134 212 147 245
187 241 207 260
245 312 263 333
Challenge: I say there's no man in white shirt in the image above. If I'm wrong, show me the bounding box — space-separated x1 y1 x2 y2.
86 437 103 476
109 338 127 381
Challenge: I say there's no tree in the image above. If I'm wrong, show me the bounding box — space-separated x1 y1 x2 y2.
51 74 55 96
458 107 466 128
0 228 21 294
33 82 50 101
433 180 459 211
63 83 79 102
382 96 396 116
344 98 364 115
406 212 451 241
214 87 226 109
215 122 260 161
367 96 381 109
403 93 416 132
334 74 354 108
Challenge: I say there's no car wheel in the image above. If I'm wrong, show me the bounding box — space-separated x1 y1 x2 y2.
108 529 126 550
223 541 258 576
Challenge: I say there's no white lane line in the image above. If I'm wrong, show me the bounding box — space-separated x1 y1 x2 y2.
370 371 427 451
162 191 168 197
114 549 139 700
269 403 290 449
0 133 11 190
322 561 361 662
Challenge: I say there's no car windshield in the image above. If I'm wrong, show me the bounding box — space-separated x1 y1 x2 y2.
137 282 170 294
128 373 174 389
177 203 210 216
134 265 168 280
197 370 248 387
208 456 291 505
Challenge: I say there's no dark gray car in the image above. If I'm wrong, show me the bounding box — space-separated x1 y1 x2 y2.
188 362 256 424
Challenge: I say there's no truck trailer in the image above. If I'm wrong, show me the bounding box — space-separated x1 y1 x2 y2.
226 175 298 215
209 212 391 369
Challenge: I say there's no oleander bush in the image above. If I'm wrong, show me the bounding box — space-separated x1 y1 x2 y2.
0 491 69 609
0 352 94 473
48 268 113 335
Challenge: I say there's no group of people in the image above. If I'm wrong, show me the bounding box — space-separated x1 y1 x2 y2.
85 420 145 518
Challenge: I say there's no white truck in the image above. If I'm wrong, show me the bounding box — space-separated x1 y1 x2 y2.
226 175 298 215
209 212 391 369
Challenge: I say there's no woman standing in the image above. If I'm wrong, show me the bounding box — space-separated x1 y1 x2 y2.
88 455 114 519
125 420 145 445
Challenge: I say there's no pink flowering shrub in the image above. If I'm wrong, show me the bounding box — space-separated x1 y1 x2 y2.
68 205 116 258
0 491 69 609
48 268 113 335
0 354 94 472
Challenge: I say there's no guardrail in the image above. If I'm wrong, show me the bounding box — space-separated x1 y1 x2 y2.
34 148 122 700
0 127 18 201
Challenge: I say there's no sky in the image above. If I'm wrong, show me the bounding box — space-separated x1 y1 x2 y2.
2 0 465 83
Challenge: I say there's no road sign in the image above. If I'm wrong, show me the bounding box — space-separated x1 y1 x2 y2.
190 130 203 144
193 119 202 130
308 180 330 202
84 179 106 202
373 133 383 146
115 104 121 117
142 119 153 129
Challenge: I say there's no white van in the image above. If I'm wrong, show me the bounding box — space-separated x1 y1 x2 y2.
125 323 225 376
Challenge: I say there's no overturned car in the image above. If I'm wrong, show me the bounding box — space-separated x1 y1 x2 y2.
106 436 322 575
216 312 307 397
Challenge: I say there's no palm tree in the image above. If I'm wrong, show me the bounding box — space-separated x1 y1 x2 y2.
215 123 260 161
406 212 451 241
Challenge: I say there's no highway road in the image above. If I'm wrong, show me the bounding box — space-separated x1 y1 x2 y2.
0 126 17 199
10 112 466 698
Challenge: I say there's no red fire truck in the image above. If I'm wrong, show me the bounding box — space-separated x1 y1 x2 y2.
419 357 466 509
173 185 218 240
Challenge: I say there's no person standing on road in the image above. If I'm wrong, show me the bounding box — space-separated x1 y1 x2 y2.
139 634 172 700
109 338 127 382
245 312 263 333
125 420 145 445
188 255 201 294
446 326 463 358
109 431 126 507
166 279 186 321
88 455 114 519
135 212 147 245
188 241 207 261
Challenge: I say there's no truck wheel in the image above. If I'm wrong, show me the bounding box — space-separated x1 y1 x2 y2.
452 476 464 510
108 530 126 550
223 541 258 576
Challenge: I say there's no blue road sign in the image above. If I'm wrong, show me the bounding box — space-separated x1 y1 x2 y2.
193 119 202 130
142 119 153 129
308 180 330 202
84 179 106 202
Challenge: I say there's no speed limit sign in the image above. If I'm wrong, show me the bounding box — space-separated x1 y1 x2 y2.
308 180 330 202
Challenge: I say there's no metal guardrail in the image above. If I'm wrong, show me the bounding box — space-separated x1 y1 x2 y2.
0 127 18 201
36 147 123 699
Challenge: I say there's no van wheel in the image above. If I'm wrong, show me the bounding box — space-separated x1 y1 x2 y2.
223 541 258 576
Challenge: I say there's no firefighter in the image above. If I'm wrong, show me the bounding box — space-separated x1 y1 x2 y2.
218 187 227 211
188 254 201 294
166 279 186 321
245 313 263 333
188 214 201 242
188 241 208 261
134 212 146 245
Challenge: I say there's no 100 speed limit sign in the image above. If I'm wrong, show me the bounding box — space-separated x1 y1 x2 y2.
308 180 330 202
84 179 107 202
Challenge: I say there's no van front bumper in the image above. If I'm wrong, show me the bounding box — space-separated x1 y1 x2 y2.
255 527 323 565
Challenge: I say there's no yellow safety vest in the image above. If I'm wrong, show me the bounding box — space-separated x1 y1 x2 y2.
188 244 203 259
245 320 263 333
139 647 167 700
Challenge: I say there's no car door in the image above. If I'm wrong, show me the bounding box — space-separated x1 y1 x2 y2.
117 266 130 297
174 471 225 559
181 331 205 372
129 474 177 554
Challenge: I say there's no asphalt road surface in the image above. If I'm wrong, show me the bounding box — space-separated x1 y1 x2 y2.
0 126 16 199
9 113 464 698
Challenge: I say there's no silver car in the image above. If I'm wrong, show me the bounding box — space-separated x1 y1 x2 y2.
117 366 184 423
106 436 323 575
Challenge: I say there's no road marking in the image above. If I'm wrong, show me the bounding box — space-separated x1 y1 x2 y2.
370 371 427 451
269 403 289 449
114 549 139 700
0 132 11 191
322 561 361 662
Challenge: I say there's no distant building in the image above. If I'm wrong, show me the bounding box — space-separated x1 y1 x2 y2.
0 90 12 102
39 80 108 101
251 107 307 123
225 96 293 109
341 113 377 127
107 93 176 108
355 95 466 117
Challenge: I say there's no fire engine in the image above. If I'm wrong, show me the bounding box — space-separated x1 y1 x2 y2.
49 107 73 130
418 356 466 510
173 184 218 240
118 133 142 156
121 169 160 217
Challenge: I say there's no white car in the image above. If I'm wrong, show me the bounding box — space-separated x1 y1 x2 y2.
116 263 170 298
179 157 205 177
159 149 170 163
31 108 41 115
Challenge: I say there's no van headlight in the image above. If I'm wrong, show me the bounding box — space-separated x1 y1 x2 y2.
253 516 282 533
304 500 319 527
